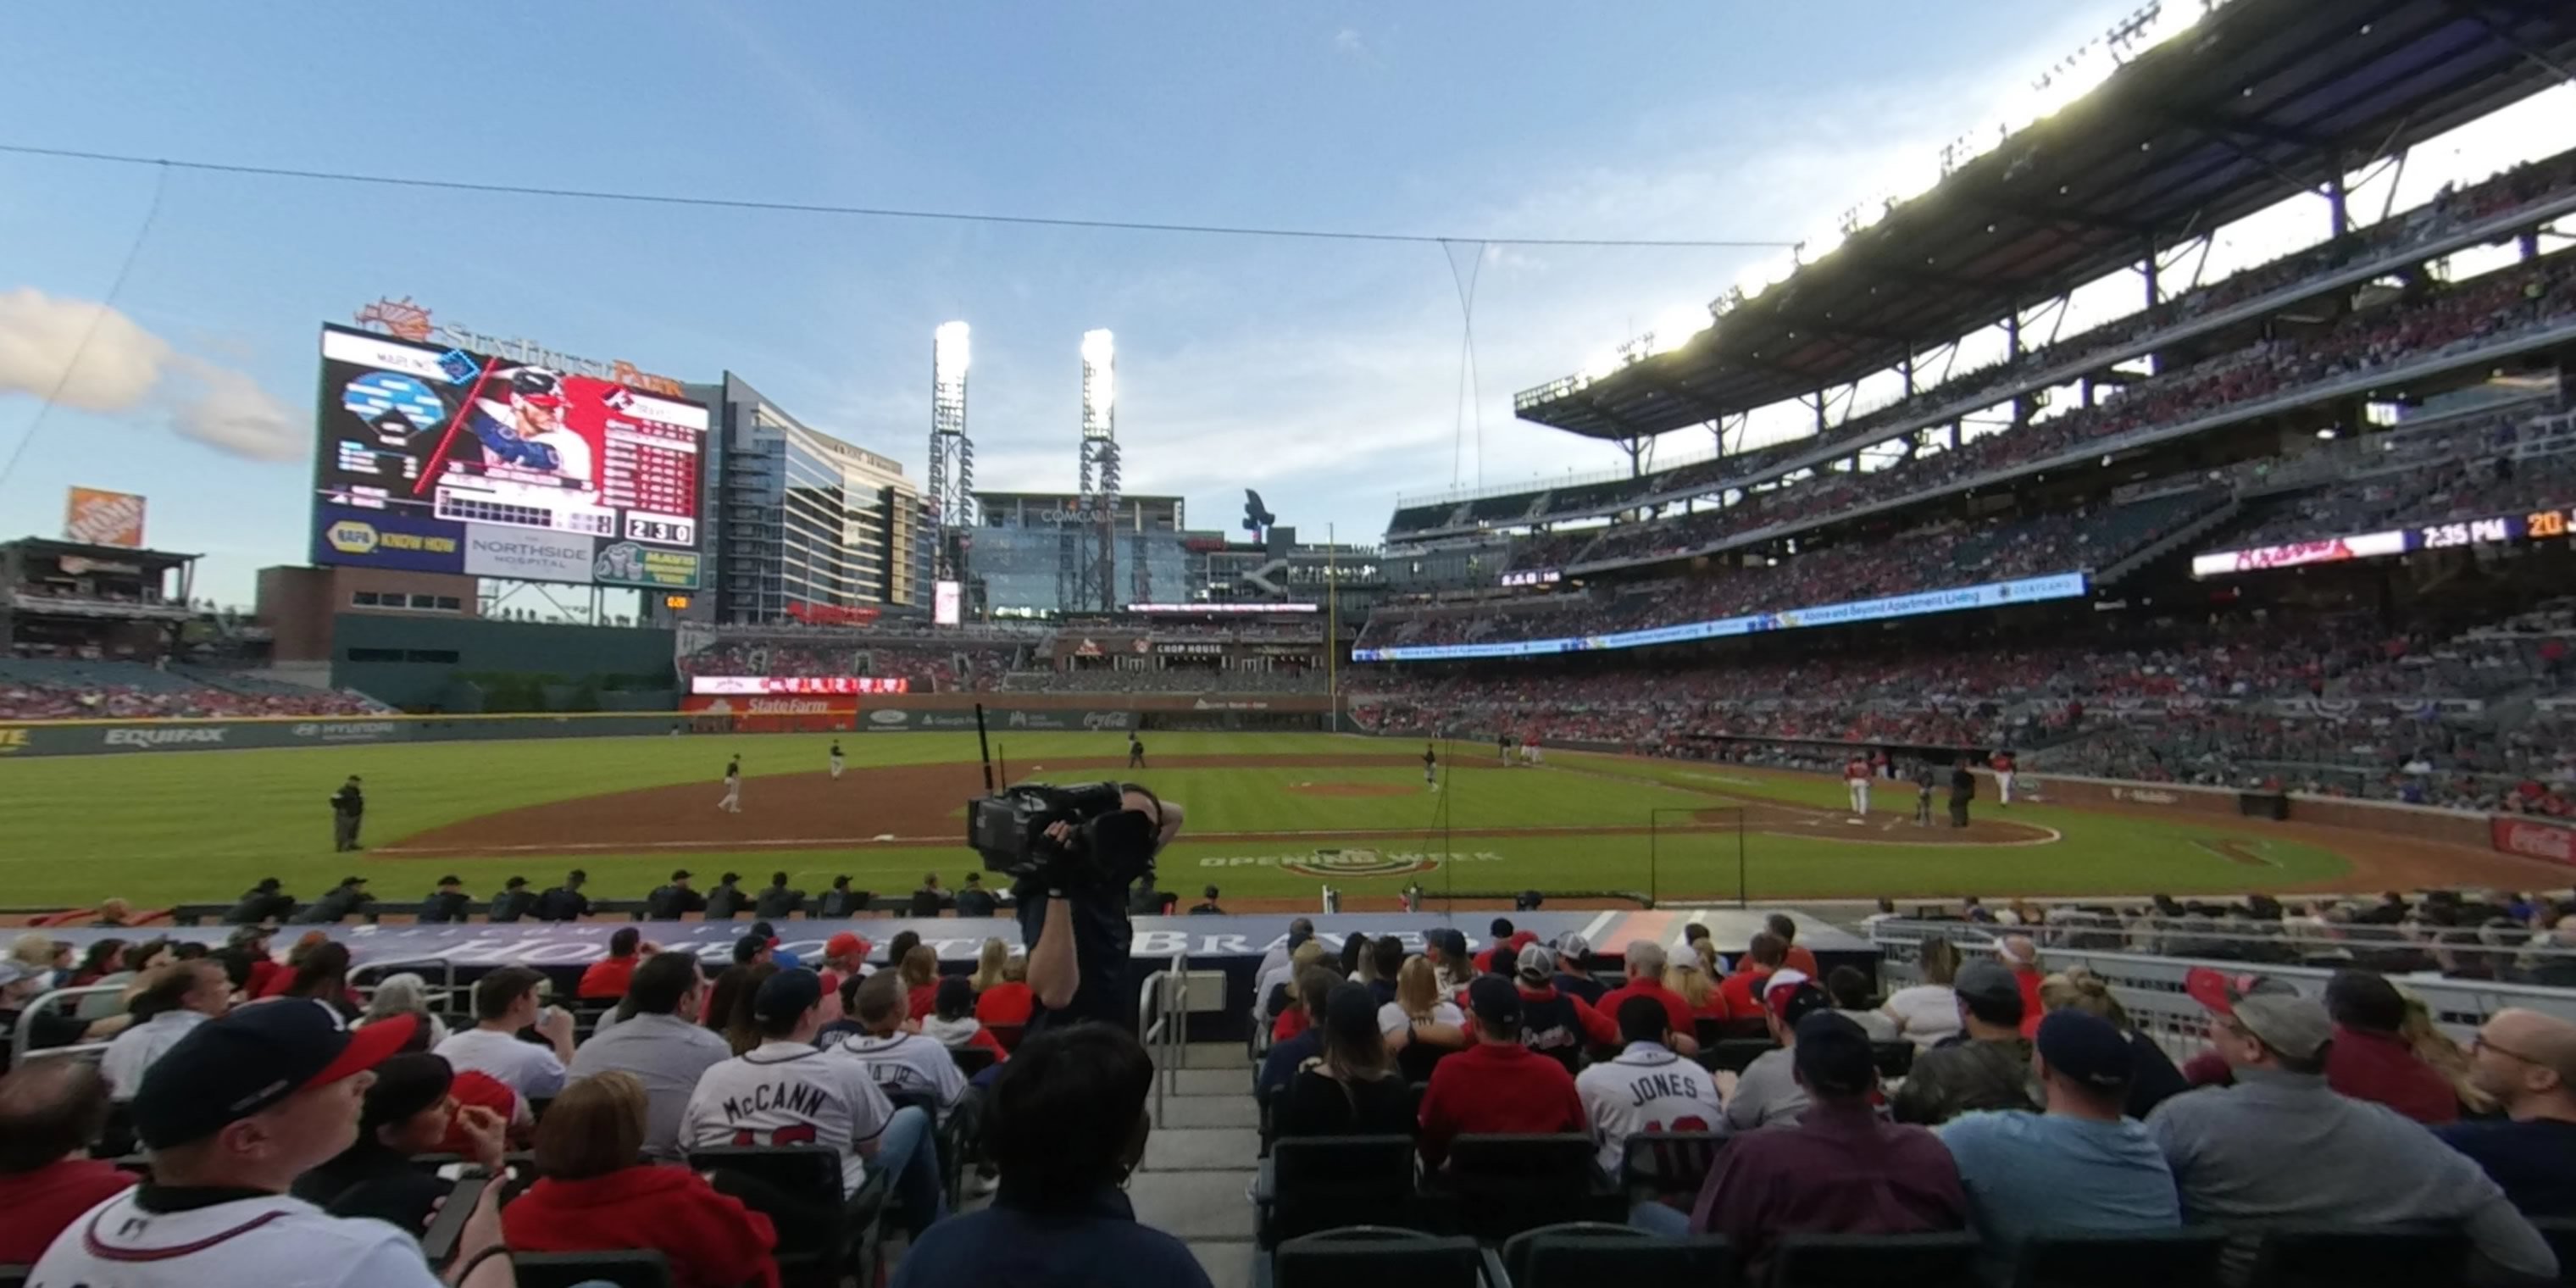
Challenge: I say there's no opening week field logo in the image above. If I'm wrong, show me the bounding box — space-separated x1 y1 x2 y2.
1199 849 1505 878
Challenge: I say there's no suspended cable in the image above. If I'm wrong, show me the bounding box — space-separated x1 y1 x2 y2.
0 161 169 491
0 142 1798 250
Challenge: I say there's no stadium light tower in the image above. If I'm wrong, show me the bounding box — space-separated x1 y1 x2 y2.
929 321 974 536
1075 328 1121 611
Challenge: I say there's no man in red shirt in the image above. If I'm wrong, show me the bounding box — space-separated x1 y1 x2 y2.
1472 919 1539 974
577 927 647 1002
2323 969 2460 1124
1765 913 1822 979
1596 941 1701 1055
817 932 873 997
1844 755 1872 817
1991 750 2017 807
1418 976 1587 1169
1718 931 1789 1018
0 1060 137 1263
231 924 282 999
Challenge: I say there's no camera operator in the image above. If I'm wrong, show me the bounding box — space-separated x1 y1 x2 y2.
1013 784 1185 1032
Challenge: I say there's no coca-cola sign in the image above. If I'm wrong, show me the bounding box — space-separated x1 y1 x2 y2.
2491 817 2576 867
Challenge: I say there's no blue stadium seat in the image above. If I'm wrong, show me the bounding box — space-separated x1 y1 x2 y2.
1257 1135 1423 1247
2244 1224 2470 1288
2007 1225 2225 1288
1273 1228 1484 1288
1507 1228 1739 1288
1765 1230 1980 1288
1431 1135 1619 1242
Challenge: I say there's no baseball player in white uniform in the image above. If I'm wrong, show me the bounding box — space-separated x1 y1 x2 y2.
1844 754 1872 816
718 754 743 813
1991 750 2017 807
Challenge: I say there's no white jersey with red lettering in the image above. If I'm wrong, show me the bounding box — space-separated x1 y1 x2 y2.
680 1039 894 1194
28 1190 441 1288
1574 1041 1724 1174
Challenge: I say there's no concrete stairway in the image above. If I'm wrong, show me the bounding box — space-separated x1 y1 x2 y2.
1129 1041 1263 1288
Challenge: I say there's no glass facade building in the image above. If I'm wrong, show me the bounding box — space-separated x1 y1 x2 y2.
703 374 920 624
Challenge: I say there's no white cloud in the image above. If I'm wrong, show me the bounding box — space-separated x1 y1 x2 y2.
0 287 171 414
0 286 298 463
1333 27 1368 60
168 357 301 462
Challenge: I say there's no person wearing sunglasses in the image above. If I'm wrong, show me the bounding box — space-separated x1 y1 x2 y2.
2436 1009 2576 1217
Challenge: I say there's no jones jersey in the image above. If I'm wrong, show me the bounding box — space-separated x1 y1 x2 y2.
1575 1042 1724 1174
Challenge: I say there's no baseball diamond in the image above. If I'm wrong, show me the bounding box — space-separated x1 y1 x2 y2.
0 730 2557 910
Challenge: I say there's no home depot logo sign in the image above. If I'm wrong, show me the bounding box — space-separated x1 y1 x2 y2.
353 297 685 397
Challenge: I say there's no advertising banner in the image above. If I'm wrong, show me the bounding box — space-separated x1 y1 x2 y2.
63 487 147 548
934 580 962 626
464 525 596 580
2492 816 2576 867
311 502 468 574
1355 571 2088 662
594 541 702 590
691 676 911 696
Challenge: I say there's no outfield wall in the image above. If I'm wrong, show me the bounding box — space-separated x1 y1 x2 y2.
0 694 1335 757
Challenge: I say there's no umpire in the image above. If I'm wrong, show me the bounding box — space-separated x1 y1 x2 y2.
329 776 364 852
1949 759 1976 828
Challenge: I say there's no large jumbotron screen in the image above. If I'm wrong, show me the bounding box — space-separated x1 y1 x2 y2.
310 325 707 589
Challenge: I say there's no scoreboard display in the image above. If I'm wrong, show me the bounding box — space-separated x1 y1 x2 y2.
312 325 706 588
2193 504 2576 577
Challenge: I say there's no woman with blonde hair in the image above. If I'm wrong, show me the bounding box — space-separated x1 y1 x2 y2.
2037 966 2188 1117
1380 955 1468 1081
2399 992 2496 1116
1664 956 1724 1022
1881 936 1966 1049
970 937 1010 993
503 1071 781 1288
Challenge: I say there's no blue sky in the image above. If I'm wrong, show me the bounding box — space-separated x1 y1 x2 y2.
0 1 2135 605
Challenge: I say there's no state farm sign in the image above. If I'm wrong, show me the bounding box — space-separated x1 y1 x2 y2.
2491 817 2576 867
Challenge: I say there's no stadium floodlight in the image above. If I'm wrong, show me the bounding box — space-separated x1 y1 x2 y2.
1648 303 1711 356
935 320 971 382
1080 329 1116 427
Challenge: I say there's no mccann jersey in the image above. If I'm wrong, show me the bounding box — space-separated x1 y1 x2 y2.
29 1190 441 1288
1574 1041 1724 1174
833 1031 969 1116
680 1040 895 1195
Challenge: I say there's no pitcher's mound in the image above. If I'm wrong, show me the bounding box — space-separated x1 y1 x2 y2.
1290 782 1419 798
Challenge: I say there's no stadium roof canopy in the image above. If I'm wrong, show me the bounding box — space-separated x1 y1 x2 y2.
1517 0 2576 444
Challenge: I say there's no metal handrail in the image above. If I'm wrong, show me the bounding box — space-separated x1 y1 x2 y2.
10 983 130 1066
1868 915 2576 966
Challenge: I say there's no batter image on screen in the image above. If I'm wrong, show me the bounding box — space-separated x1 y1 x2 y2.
310 324 706 582
468 367 595 487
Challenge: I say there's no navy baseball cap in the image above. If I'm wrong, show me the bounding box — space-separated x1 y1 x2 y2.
132 1000 417 1149
1467 974 1524 1027
753 969 823 1022
1791 1011 1876 1096
2036 1009 2134 1090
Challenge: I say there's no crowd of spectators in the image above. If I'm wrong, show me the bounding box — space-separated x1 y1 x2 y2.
0 658 391 722
676 641 1023 692
1393 142 2576 545
1001 665 1325 694
1364 489 2223 654
1546 250 2576 572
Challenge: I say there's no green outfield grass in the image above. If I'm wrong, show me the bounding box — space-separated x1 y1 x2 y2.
0 730 2354 907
